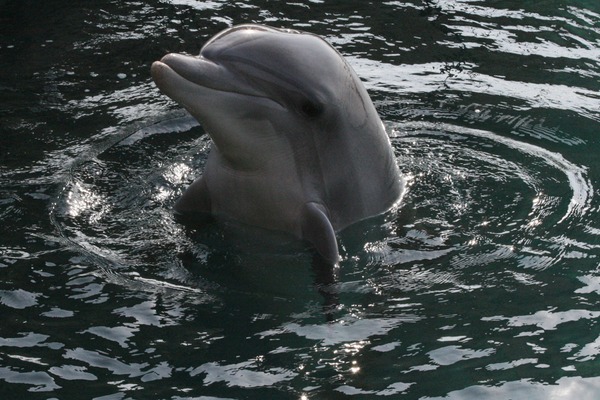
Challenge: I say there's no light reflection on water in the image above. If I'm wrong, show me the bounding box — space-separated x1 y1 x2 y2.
43 114 600 397
1 0 600 398
352 58 600 122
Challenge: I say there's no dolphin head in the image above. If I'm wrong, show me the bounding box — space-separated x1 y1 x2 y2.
151 24 379 170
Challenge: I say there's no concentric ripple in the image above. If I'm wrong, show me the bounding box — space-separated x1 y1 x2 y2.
49 116 594 298
48 115 213 292
352 121 595 294
395 121 592 228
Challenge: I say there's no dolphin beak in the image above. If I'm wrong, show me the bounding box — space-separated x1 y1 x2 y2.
151 53 234 108
150 58 195 106
150 60 171 88
152 53 255 95
151 54 216 92
154 54 210 86
151 53 280 110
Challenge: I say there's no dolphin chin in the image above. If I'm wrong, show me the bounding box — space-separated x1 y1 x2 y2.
151 24 403 264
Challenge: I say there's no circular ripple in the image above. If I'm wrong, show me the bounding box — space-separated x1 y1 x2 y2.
49 115 213 292
50 118 594 293
359 121 593 293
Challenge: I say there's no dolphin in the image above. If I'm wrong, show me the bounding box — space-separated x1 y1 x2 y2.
151 24 402 264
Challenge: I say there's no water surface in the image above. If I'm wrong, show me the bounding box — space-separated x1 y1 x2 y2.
1 0 600 398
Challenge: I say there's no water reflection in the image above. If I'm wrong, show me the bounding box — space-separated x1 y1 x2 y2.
2 0 600 398
431 376 600 400
353 58 600 122
263 316 419 346
192 360 296 388
65 181 109 221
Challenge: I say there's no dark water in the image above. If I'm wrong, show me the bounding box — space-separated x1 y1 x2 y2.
1 0 600 398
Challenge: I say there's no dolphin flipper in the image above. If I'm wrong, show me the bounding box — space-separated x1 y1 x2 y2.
301 202 339 264
174 176 211 214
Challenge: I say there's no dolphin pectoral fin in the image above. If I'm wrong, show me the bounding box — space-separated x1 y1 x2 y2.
301 202 339 265
312 253 340 321
174 176 212 215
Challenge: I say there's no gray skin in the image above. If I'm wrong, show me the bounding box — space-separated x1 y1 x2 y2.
151 24 402 264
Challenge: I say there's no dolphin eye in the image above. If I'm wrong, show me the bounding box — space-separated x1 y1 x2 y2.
300 100 324 118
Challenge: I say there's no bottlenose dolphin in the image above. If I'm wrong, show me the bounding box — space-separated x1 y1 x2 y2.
151 24 402 264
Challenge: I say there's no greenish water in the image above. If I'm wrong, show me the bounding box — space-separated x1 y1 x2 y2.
1 1 599 398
